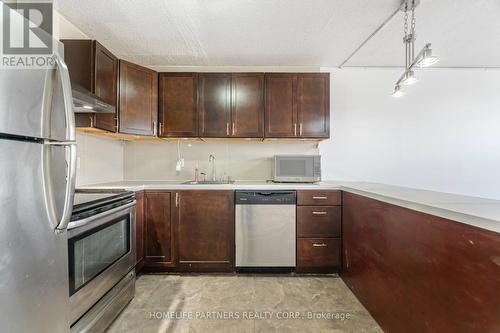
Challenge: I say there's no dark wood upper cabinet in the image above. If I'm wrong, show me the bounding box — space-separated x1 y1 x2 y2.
175 190 234 272
144 191 174 267
264 73 297 137
198 73 232 137
265 73 330 138
158 73 198 137
231 73 264 137
119 60 158 136
93 42 118 132
297 73 330 138
61 39 118 132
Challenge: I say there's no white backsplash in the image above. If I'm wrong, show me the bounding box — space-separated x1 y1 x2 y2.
76 133 125 186
123 140 319 181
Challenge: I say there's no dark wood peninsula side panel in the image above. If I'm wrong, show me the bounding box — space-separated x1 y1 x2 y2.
342 192 500 333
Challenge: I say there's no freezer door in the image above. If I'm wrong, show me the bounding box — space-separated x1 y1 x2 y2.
0 4 70 141
0 138 70 333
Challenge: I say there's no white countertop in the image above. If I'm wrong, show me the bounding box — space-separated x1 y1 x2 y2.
79 180 500 234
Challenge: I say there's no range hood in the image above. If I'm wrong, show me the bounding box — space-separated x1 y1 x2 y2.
72 85 115 114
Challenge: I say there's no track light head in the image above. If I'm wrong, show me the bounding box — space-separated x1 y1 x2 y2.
391 85 405 98
417 47 439 67
400 70 418 85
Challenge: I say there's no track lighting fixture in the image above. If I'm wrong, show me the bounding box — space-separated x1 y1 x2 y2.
391 0 439 97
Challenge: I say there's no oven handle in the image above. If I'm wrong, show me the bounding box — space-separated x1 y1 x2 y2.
68 201 136 232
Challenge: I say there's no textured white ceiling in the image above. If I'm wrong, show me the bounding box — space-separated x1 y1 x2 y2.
54 0 500 67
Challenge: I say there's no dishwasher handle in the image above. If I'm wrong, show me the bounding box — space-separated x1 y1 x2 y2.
235 191 296 205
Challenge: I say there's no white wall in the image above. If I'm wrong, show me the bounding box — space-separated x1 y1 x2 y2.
320 68 500 200
76 134 124 186
124 140 319 181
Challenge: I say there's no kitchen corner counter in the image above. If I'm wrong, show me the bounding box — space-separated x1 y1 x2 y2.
78 180 500 233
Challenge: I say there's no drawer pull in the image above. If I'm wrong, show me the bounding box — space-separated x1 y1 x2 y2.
313 243 328 247
312 211 327 215
312 196 327 200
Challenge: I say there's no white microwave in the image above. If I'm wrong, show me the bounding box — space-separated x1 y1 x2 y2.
272 155 321 183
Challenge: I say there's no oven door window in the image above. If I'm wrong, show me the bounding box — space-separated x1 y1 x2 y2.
68 215 130 295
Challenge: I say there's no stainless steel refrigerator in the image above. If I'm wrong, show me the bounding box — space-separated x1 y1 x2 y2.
0 5 76 333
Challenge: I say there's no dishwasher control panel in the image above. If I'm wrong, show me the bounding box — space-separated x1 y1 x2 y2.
235 191 296 205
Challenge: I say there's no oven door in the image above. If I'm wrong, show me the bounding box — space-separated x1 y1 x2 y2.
68 202 136 325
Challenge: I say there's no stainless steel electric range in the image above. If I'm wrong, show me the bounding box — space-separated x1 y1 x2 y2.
68 189 136 333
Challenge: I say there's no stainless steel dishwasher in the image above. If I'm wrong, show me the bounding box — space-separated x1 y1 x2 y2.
235 191 296 271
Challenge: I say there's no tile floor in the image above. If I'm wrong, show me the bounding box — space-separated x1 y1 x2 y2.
106 274 382 333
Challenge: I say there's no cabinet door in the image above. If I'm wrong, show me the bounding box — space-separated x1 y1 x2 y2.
119 60 158 136
144 191 174 267
297 73 330 138
135 191 145 271
93 41 118 132
198 73 231 137
176 191 234 271
158 73 198 137
231 73 264 137
264 73 297 138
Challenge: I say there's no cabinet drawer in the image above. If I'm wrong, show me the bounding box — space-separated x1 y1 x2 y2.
297 190 341 206
297 206 341 238
297 238 341 269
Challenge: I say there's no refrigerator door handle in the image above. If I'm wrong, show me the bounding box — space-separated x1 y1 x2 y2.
52 54 77 232
54 54 76 141
57 142 76 232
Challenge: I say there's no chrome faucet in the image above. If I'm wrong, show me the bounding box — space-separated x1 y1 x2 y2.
209 154 216 181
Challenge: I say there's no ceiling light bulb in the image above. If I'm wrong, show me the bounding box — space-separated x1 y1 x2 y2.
391 85 404 98
401 70 418 85
83 105 93 110
417 47 439 67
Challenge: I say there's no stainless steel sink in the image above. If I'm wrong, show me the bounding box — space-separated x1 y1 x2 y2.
181 180 235 185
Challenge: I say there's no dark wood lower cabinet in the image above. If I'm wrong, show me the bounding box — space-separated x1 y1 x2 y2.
135 191 145 273
296 190 342 273
297 238 341 272
342 192 500 333
297 206 341 238
143 191 175 269
176 190 234 272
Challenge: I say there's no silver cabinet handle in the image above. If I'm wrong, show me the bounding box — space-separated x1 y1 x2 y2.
312 211 327 215
232 122 235 136
299 123 303 136
226 123 230 136
313 243 328 247
294 123 297 136
90 115 94 128
159 122 163 136
175 192 179 207
312 196 327 200
153 121 157 136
